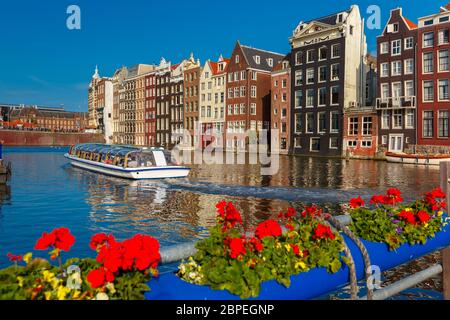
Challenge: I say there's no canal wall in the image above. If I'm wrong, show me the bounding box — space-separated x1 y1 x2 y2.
0 130 105 146
405 144 450 155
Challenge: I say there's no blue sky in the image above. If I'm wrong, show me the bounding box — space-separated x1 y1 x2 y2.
0 0 447 111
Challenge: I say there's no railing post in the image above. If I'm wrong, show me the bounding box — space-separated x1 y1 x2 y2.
439 161 450 300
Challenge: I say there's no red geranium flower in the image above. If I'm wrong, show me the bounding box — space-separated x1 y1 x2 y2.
87 268 107 289
291 244 300 256
34 227 75 252
226 237 246 259
90 233 116 250
301 205 322 218
349 196 364 209
255 220 282 239
216 201 243 230
398 210 417 225
312 224 335 240
285 223 294 232
7 253 23 262
249 237 264 252
370 195 385 205
95 234 161 274
384 188 403 205
427 187 446 199
52 227 76 251
417 210 431 224
34 232 56 250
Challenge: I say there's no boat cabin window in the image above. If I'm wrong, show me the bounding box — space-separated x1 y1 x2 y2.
125 152 155 168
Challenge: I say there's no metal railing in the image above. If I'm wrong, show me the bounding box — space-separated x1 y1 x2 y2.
376 96 416 110
157 163 450 300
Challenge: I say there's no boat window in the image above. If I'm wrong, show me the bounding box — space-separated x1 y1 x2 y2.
138 152 155 167
163 150 178 165
126 153 139 168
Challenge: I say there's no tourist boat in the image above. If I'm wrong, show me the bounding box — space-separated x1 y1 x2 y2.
385 152 450 166
64 143 190 179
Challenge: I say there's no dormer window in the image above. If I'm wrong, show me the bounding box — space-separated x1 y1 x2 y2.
236 55 240 63
218 63 224 71
267 58 273 67
338 14 343 23
282 61 289 69
393 23 399 32
254 55 260 64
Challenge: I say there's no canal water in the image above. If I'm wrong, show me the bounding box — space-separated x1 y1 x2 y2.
0 147 443 299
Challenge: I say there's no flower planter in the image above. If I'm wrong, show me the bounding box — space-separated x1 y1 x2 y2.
347 221 450 279
144 222 450 300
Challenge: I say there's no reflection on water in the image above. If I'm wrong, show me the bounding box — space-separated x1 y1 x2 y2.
0 147 444 298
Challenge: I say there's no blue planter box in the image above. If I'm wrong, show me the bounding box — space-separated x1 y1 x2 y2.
145 223 450 300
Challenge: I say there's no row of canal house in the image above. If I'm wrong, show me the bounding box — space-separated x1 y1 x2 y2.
376 3 450 156
89 3 450 158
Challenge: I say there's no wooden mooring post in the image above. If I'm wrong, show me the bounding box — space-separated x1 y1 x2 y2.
439 162 450 300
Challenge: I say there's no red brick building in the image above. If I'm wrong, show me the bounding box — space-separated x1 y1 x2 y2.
417 3 450 149
8 106 87 132
145 72 157 146
270 55 291 154
343 108 379 158
376 8 417 154
225 41 284 150
183 55 201 149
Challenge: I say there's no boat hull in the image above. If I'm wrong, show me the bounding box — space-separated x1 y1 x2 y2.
386 153 450 166
64 154 190 179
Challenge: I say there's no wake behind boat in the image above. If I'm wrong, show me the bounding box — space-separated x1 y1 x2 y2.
65 143 190 179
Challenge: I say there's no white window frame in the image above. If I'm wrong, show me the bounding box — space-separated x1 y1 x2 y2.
310 137 320 152
317 112 326 133
423 32 434 48
306 89 314 108
405 109 414 129
329 137 338 150
404 80 414 100
318 87 327 106
380 63 389 77
391 39 401 56
330 86 339 105
331 63 340 81
306 49 315 63
423 80 434 102
295 90 303 109
392 109 403 129
404 59 414 75
439 29 449 45
423 52 434 74
381 110 390 129
439 49 449 72
438 79 450 101
331 44 340 58
330 111 339 133
391 61 402 76
306 113 314 134
404 37 414 50
380 42 389 54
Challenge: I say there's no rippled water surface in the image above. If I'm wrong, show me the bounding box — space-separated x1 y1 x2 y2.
0 147 443 298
